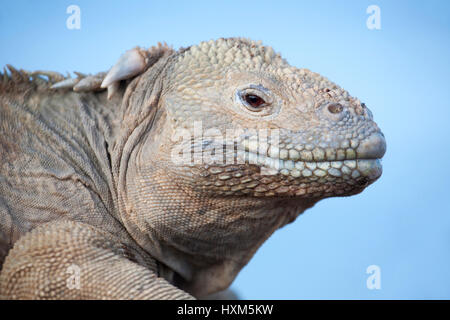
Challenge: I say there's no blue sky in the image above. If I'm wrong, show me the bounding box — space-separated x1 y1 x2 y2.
1 0 449 299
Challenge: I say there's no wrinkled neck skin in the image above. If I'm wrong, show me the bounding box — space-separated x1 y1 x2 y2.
123 128 318 296
109 58 318 296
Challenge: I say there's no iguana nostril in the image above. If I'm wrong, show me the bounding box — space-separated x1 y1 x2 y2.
328 103 343 114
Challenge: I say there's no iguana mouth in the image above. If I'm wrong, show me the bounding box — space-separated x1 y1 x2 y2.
240 151 383 181
237 131 385 180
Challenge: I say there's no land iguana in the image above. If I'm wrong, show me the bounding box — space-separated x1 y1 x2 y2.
0 38 386 299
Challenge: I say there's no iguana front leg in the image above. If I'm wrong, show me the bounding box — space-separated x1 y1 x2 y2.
0 221 193 299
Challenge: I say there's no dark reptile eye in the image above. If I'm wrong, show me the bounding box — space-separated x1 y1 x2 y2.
243 94 266 109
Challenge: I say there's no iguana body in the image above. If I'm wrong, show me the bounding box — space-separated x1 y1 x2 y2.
0 38 386 299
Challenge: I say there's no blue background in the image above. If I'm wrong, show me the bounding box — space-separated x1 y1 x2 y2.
1 0 449 299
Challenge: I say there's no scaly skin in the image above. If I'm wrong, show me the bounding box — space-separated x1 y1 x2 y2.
0 38 386 299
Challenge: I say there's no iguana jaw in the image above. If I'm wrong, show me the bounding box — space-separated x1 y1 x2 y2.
184 158 382 199
234 132 385 197
242 153 383 183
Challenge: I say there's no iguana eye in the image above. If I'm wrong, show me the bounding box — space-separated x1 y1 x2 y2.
236 85 276 116
243 94 266 109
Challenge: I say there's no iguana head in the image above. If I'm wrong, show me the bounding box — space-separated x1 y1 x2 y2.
162 38 385 197
108 38 386 296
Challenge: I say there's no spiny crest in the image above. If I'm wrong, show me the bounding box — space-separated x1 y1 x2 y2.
0 64 105 94
1 42 174 99
0 65 66 92
101 43 173 95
